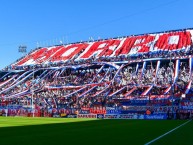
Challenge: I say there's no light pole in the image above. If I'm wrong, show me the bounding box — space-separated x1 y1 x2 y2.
32 64 35 117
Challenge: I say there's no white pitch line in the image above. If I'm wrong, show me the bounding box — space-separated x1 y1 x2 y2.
144 119 192 145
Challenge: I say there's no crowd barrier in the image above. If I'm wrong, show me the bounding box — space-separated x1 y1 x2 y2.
76 114 167 120
1 105 191 120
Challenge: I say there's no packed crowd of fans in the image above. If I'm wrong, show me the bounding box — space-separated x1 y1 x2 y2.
0 56 192 114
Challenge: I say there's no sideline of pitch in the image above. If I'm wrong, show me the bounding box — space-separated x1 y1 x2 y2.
144 119 192 145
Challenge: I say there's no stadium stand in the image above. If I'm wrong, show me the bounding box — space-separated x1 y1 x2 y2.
0 28 193 119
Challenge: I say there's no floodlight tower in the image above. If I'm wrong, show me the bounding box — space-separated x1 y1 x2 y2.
18 45 34 117
18 45 29 116
18 45 27 56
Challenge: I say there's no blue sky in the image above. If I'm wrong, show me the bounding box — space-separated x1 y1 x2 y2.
0 0 192 69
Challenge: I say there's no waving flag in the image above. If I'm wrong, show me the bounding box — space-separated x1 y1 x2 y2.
155 60 161 78
135 63 139 75
124 87 137 97
141 61 147 78
189 57 193 77
173 59 180 83
141 85 153 96
164 85 171 95
185 81 192 94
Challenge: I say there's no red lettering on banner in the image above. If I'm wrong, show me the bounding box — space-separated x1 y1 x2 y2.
155 31 192 50
97 39 121 57
16 30 193 66
17 48 47 65
16 46 63 65
114 35 155 55
32 48 48 60
114 37 136 56
80 41 108 59
127 35 156 54
51 43 89 62
17 43 89 65
137 35 155 53
80 40 121 59
37 46 63 63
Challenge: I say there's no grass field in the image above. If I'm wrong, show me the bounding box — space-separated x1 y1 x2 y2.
0 117 192 145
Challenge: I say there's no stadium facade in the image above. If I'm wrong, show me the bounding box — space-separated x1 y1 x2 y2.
0 28 193 119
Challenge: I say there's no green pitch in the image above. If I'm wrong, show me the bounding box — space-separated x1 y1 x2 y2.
0 117 192 145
